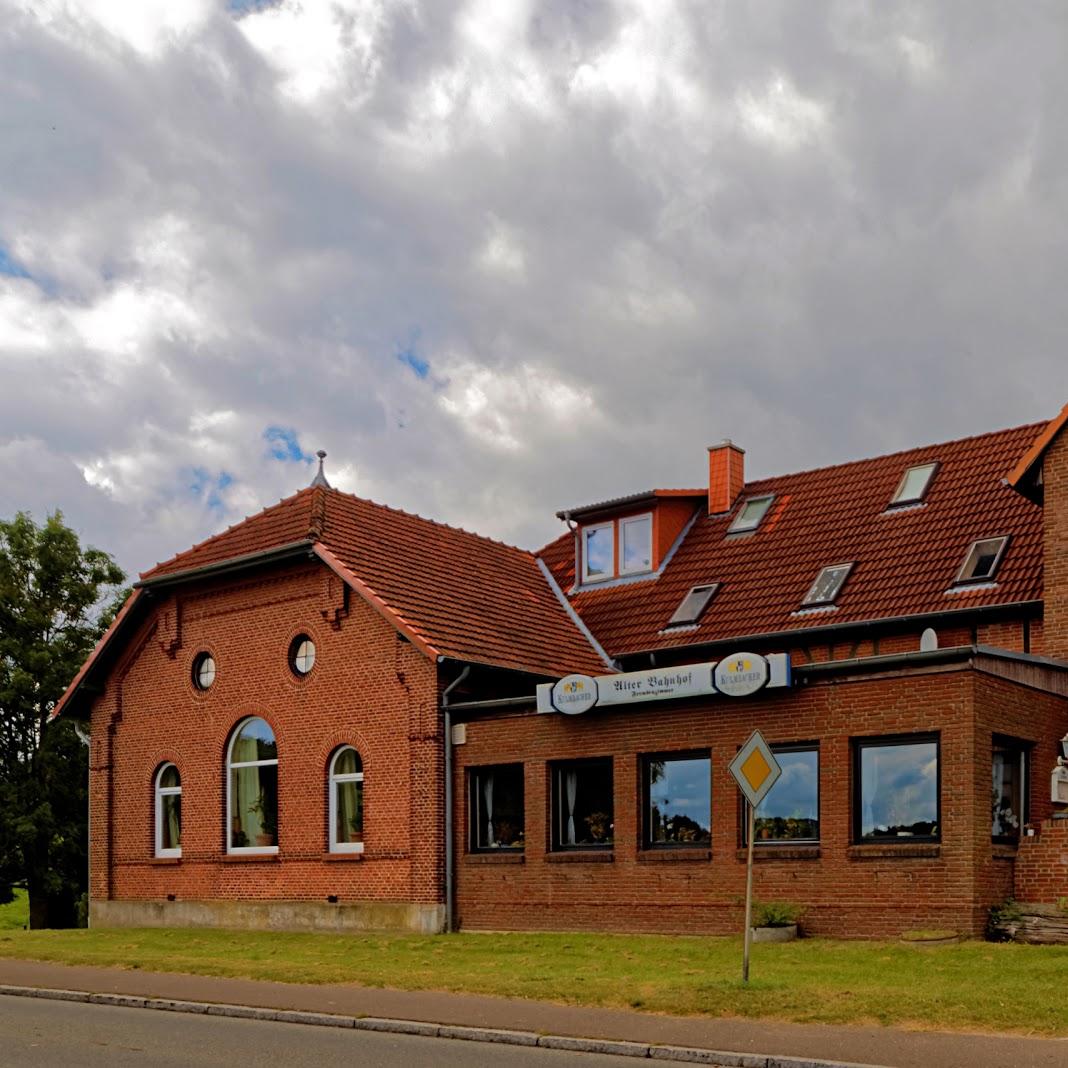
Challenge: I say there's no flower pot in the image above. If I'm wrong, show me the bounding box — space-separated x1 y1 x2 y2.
254 834 276 847
348 833 363 843
751 924 798 943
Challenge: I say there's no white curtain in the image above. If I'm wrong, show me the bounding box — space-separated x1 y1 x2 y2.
483 774 494 846
565 771 578 845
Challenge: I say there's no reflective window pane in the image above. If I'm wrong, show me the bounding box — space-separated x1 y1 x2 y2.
583 525 613 579
231 717 277 763
159 764 180 790
646 755 710 847
333 747 361 777
231 762 278 848
754 749 818 842
858 739 938 840
621 516 652 573
992 744 1026 839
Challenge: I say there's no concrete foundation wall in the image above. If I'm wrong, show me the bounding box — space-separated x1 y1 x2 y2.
90 898 446 934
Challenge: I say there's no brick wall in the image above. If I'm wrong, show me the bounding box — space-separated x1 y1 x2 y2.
1044 430 1068 662
454 666 1063 938
88 563 443 912
1014 820 1068 903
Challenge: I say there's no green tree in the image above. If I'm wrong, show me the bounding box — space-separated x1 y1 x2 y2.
0 511 125 928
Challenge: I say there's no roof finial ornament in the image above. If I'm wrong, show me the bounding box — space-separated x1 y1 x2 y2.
310 450 331 489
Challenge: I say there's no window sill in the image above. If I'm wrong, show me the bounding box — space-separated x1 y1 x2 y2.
147 857 181 865
322 852 364 862
847 843 940 860
465 853 525 865
736 846 820 862
638 849 711 863
546 852 614 863
221 853 281 863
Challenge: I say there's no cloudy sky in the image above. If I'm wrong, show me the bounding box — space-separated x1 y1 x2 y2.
2 1 1065 578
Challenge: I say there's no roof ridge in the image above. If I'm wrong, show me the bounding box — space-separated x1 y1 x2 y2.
322 486 535 559
139 486 315 579
742 420 1045 488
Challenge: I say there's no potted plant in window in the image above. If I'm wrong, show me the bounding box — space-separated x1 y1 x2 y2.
248 792 277 847
751 900 802 942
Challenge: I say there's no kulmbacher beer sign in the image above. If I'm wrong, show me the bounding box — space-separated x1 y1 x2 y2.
537 652 790 715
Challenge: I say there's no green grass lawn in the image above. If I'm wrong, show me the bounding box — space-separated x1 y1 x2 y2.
0 889 29 931
1 925 1066 1036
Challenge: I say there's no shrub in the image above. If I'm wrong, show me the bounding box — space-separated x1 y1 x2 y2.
752 901 803 928
987 899 1024 941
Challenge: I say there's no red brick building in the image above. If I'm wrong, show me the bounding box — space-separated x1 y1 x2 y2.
56 407 1068 937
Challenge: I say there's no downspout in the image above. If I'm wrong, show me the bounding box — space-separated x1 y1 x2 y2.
441 663 471 934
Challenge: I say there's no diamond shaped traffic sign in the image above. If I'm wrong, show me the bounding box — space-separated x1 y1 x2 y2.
728 729 782 808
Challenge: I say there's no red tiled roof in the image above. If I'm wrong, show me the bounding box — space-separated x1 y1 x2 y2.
142 487 606 679
540 423 1045 657
1007 401 1068 492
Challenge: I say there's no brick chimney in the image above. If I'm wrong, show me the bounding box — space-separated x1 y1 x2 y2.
708 440 745 515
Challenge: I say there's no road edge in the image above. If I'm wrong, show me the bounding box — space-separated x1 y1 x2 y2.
0 983 887 1068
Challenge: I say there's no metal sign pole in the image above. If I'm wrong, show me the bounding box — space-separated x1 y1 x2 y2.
743 799 755 983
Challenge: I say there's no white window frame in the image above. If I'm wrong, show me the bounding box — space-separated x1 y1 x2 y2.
802 562 854 607
618 512 654 576
328 746 365 854
888 462 938 507
728 495 774 534
226 717 279 855
154 763 182 858
581 521 615 583
954 536 1009 585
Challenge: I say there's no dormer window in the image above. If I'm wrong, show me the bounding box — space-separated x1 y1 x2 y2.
619 514 652 574
728 494 774 534
666 583 719 627
581 522 614 582
889 462 938 508
955 536 1009 585
802 563 853 607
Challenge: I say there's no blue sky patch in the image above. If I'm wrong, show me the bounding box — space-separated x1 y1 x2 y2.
186 468 234 512
264 425 312 464
397 347 430 379
0 245 31 280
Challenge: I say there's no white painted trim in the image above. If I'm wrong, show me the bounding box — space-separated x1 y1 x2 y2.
618 512 653 576
226 717 279 856
580 521 614 584
154 763 181 859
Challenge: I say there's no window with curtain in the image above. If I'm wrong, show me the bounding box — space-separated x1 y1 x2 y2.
992 739 1028 841
643 752 710 848
155 763 181 857
749 746 819 844
329 746 364 853
227 717 279 853
854 735 939 842
469 765 524 851
551 758 613 850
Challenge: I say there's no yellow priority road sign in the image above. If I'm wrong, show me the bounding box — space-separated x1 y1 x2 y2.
728 729 782 808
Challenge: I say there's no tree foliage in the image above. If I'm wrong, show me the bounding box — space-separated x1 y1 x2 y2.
0 511 125 928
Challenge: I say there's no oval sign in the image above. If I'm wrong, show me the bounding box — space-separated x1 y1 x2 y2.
550 673 599 715
714 652 769 698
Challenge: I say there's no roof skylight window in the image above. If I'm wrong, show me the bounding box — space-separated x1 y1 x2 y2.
954 536 1009 585
889 462 938 507
666 584 720 627
728 495 774 534
802 563 853 607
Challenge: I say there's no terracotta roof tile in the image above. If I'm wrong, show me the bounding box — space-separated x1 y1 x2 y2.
142 486 605 678
541 423 1045 657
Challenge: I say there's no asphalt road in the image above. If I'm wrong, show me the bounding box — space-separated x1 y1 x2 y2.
0 995 674 1067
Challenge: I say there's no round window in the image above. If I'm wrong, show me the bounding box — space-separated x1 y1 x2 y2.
192 652 216 691
289 635 316 676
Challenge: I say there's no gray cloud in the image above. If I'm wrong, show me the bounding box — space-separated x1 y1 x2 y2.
1 0 1066 578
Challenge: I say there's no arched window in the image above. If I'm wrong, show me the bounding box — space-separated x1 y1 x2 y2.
329 747 364 853
227 717 278 853
155 764 182 858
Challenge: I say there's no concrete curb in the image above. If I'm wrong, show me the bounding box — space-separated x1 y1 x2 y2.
0 983 887 1068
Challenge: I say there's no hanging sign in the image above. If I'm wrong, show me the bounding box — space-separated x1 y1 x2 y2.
537 653 790 714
